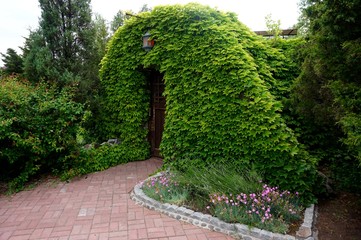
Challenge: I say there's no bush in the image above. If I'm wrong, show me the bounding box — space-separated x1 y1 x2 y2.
61 143 150 180
0 76 83 191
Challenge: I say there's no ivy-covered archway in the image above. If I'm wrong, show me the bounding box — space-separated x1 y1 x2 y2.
100 3 316 201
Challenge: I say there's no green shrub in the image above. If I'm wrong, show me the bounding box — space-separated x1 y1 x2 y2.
0 76 83 191
285 0 361 194
61 143 149 180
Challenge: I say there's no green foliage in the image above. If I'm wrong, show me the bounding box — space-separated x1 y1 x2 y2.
300 0 361 159
288 0 361 193
110 4 152 34
175 164 263 196
141 172 190 205
0 67 4 77
139 4 152 13
61 143 149 180
110 10 132 33
38 0 94 83
100 3 318 203
0 48 23 76
327 149 361 193
23 0 99 88
21 0 112 141
254 37 307 122
0 76 83 192
93 14 109 59
265 14 282 40
295 0 311 37
22 29 59 82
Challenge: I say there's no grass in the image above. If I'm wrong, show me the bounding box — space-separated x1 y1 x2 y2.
141 165 303 234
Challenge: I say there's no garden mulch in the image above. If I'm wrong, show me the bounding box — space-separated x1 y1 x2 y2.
315 192 361 240
0 158 233 240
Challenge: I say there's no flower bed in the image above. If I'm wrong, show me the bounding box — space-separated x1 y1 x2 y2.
131 171 316 240
140 171 303 234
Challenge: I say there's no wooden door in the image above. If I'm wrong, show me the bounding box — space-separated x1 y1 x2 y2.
149 71 165 158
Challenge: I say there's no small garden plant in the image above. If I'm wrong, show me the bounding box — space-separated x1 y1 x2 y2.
208 184 302 233
141 166 303 234
141 172 190 206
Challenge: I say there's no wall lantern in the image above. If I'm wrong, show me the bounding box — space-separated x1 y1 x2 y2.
142 31 154 51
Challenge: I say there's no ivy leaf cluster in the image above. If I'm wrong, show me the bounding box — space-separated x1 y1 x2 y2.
100 3 318 203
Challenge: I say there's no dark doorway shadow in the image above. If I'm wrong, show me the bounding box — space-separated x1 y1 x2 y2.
147 70 165 158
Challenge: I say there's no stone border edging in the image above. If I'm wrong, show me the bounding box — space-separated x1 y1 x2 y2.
130 173 316 240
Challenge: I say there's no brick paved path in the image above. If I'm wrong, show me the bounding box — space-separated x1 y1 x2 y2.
0 158 233 240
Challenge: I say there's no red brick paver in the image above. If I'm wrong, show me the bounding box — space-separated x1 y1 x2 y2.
0 158 233 240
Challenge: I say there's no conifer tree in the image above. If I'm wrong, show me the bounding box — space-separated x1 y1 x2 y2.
1 48 23 75
294 0 361 162
36 0 95 87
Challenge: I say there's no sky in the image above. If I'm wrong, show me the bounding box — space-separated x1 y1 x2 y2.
0 0 301 66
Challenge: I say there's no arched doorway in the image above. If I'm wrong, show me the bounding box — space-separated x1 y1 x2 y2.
148 70 165 158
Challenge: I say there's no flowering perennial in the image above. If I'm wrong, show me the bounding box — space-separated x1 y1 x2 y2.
141 172 188 204
141 171 303 234
208 184 302 233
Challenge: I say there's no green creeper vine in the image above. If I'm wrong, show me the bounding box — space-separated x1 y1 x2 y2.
100 3 317 203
